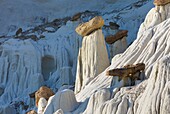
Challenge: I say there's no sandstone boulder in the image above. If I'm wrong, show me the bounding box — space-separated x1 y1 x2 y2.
75 16 104 36
35 86 54 107
154 0 170 6
105 30 128 44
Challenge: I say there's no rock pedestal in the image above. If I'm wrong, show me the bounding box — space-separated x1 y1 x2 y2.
106 30 128 61
75 29 110 94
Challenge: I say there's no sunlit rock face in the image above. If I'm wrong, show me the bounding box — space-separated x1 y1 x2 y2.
74 29 110 94
139 3 170 33
75 16 104 37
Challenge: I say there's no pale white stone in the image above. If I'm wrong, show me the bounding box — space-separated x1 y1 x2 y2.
109 36 127 60
138 3 170 34
38 97 47 114
44 89 78 114
75 29 110 94
83 89 110 114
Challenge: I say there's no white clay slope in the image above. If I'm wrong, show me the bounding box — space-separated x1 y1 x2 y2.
73 3 170 114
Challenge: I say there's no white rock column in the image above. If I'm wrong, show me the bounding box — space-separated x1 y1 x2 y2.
75 29 110 93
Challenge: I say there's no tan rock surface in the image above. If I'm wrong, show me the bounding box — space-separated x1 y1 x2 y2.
154 0 170 6
75 16 104 36
35 86 54 107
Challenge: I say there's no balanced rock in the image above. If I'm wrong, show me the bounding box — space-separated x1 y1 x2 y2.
35 86 54 107
105 30 128 44
75 16 104 36
26 110 37 114
106 63 145 78
106 63 145 86
154 0 170 6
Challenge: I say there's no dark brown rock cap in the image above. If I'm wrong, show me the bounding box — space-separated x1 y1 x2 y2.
106 63 145 77
105 30 128 44
154 0 170 6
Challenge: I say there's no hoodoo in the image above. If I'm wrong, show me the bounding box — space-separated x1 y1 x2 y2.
75 16 109 93
106 30 128 61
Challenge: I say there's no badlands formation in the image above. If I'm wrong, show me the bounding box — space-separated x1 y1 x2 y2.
32 1 170 113
0 0 170 114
